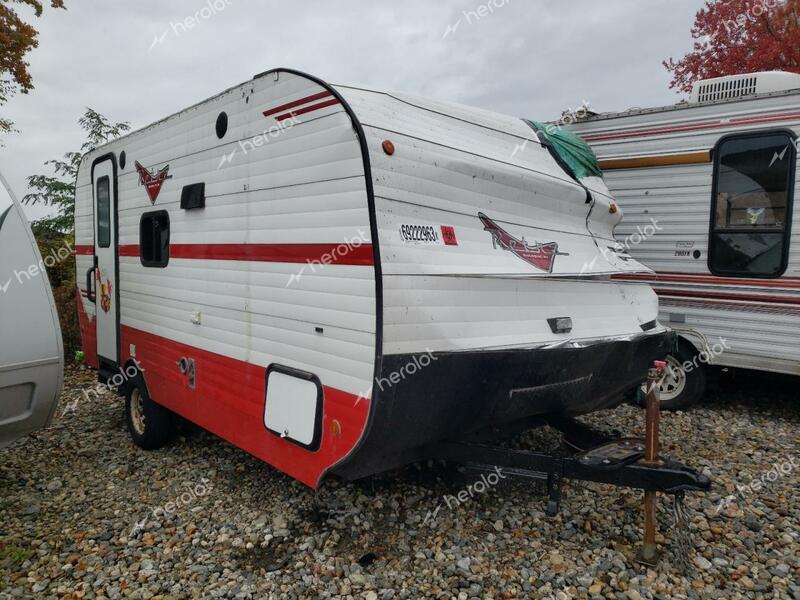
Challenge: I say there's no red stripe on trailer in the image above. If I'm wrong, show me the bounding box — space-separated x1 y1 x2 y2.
274 98 341 122
115 243 374 265
614 272 800 289
262 91 335 117
582 110 800 142
654 288 800 306
660 296 800 317
119 245 140 257
733 111 800 126
582 120 724 142
119 326 370 488
75 245 94 255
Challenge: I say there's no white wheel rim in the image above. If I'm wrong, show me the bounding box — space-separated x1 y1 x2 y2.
130 389 146 435
641 355 687 403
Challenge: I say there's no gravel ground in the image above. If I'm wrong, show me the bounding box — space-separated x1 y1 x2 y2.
1 366 798 600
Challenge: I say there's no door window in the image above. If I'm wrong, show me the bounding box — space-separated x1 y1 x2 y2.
96 176 111 248
709 131 795 277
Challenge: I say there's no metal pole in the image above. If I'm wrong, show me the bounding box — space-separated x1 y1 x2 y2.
638 360 665 566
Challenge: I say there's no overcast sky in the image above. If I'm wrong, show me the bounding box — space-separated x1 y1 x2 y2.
0 0 705 221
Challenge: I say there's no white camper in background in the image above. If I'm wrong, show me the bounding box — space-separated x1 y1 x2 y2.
74 68 672 488
0 170 64 446
570 71 800 410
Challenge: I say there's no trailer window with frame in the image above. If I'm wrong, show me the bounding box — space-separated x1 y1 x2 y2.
139 210 170 268
709 131 796 277
96 176 111 248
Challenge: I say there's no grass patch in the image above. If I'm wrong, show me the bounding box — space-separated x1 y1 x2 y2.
0 545 33 565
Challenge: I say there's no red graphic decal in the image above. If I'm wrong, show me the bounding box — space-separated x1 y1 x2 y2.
441 225 458 246
263 91 334 117
262 91 341 123
478 213 566 273
135 161 171 204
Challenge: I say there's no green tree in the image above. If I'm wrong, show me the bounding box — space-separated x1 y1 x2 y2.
23 108 129 232
1 0 66 137
23 108 129 360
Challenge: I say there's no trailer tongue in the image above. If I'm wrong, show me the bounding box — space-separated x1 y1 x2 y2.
428 362 710 567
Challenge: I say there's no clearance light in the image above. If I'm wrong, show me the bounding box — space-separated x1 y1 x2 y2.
609 202 619 214
382 140 395 155
548 317 573 334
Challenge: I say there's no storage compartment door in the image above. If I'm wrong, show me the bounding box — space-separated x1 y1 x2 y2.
264 366 322 451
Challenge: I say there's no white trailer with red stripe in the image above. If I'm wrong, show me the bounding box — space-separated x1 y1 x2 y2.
75 68 672 487
570 71 800 410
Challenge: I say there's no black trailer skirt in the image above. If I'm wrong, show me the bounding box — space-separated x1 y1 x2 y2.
333 331 673 480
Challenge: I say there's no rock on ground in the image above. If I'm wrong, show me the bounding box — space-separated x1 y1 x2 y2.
0 366 798 599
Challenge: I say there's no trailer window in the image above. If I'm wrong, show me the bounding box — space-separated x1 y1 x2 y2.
140 210 170 268
96 177 111 248
710 132 795 277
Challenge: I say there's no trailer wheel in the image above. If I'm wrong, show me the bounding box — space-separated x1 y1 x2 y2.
125 382 174 450
640 342 706 411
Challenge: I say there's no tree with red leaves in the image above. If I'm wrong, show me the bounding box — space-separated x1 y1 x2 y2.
0 0 66 135
665 0 800 93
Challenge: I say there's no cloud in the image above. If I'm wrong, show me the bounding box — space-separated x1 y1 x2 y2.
0 0 704 221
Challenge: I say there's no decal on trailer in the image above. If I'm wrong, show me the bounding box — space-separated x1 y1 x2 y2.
399 224 460 247
441 225 458 246
135 161 171 204
262 91 342 123
96 268 112 313
479 212 567 273
675 241 695 257
400 224 440 244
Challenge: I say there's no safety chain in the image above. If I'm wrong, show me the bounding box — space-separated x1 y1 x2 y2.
670 491 693 573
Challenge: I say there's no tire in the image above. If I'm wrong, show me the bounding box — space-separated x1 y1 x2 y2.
638 341 707 411
125 380 174 450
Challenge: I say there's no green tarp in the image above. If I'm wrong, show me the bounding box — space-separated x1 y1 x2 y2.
524 119 603 180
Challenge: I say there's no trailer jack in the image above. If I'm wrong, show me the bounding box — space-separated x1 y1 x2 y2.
429 364 710 566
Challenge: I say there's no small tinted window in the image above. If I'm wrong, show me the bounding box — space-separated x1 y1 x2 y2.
97 176 111 248
710 132 795 277
140 210 170 268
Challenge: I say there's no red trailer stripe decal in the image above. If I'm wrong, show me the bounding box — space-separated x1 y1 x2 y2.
119 245 140 257
661 296 800 316
115 243 374 265
274 98 341 122
118 326 370 488
583 110 800 142
654 288 800 306
75 245 94 255
262 91 335 117
614 272 800 289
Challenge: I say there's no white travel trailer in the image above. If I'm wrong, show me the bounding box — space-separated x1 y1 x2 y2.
74 68 673 488
570 71 800 410
0 170 64 446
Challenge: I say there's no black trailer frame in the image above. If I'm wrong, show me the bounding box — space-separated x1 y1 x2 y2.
429 415 711 519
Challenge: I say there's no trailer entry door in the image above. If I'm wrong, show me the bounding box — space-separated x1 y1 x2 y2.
92 157 119 365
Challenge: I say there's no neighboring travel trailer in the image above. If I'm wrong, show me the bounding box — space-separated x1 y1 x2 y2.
570 71 800 410
74 68 677 489
0 170 64 447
